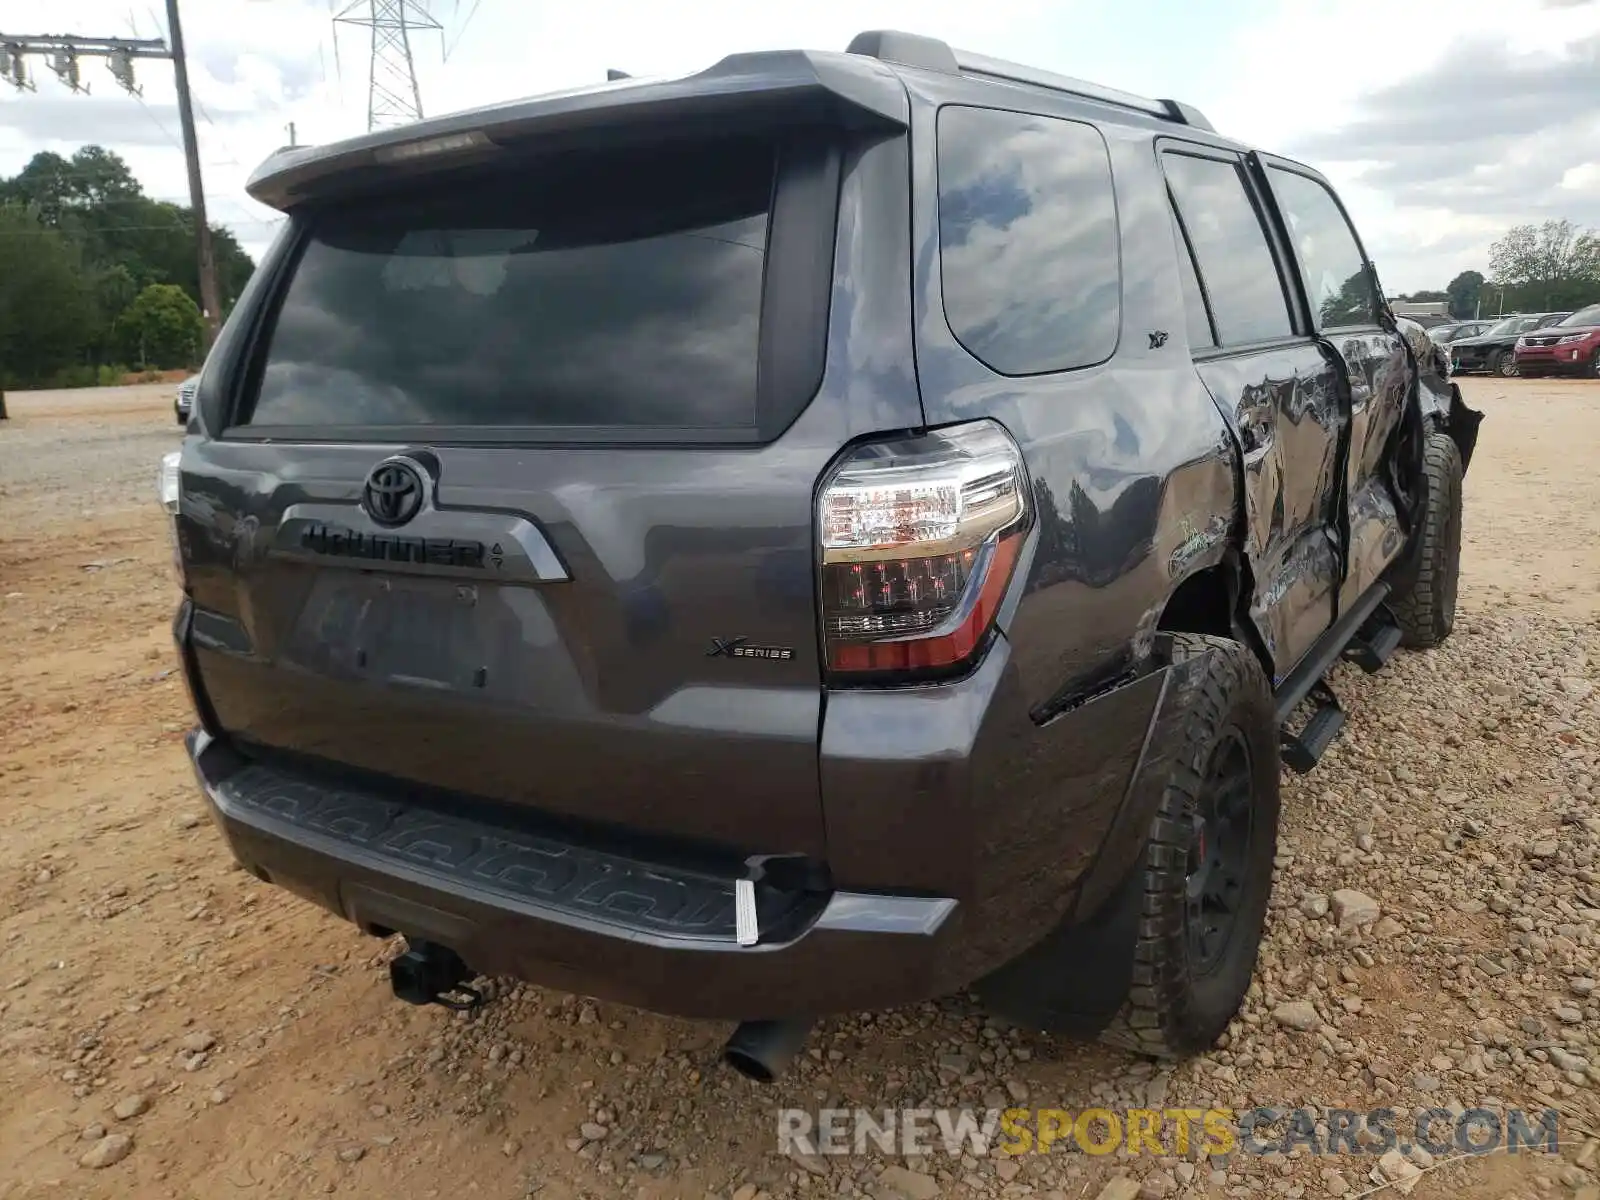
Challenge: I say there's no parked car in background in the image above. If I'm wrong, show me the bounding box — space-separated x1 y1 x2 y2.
1428 320 1494 345
1515 302 1600 378
1451 312 1571 377
175 375 199 425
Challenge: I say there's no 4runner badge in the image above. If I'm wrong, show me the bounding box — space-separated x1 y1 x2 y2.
708 637 794 661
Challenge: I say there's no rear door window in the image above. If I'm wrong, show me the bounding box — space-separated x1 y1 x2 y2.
1264 167 1380 330
936 106 1121 375
245 138 775 432
1163 153 1294 346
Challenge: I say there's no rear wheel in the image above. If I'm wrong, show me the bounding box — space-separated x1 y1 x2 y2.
1492 350 1517 377
1097 634 1280 1058
1392 431 1463 649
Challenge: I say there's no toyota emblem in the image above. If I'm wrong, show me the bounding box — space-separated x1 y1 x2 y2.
362 459 425 527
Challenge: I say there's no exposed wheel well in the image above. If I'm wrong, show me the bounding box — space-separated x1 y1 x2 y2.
1157 566 1236 640
1157 561 1276 681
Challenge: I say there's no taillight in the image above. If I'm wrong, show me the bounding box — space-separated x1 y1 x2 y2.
818 420 1031 676
157 450 185 583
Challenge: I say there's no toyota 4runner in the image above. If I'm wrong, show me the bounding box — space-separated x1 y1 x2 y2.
163 30 1483 1080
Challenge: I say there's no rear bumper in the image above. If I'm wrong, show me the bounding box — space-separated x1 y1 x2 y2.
1450 348 1497 372
180 597 1176 1022
188 729 962 1019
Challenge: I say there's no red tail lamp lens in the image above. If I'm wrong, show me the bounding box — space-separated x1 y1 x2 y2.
818 421 1029 677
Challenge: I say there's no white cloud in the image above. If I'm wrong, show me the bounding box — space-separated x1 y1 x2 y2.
2 0 1596 288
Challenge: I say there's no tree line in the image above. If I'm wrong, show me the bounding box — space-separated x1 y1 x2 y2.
0 146 256 389
1395 219 1600 320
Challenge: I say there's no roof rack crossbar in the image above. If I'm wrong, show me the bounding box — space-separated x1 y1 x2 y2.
844 29 1216 134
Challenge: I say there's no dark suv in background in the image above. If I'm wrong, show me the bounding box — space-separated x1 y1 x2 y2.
1428 319 1493 346
163 30 1480 1080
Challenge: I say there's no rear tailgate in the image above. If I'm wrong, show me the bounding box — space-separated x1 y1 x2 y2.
178 107 918 861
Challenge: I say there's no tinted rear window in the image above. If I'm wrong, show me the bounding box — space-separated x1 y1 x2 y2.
246 139 775 430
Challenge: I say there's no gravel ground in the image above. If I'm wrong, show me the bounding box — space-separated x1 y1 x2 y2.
0 385 181 533
1 379 1599 1200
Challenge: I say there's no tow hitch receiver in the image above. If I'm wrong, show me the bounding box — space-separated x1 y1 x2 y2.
389 941 484 1011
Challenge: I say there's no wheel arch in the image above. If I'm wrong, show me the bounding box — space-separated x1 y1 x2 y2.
1156 556 1274 683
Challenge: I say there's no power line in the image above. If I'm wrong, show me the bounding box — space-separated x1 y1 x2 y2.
0 11 222 349
443 0 482 61
0 216 284 237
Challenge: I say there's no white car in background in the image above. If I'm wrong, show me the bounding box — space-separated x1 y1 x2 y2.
175 375 199 425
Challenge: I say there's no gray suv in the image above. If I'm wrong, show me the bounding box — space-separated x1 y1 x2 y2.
166 30 1481 1081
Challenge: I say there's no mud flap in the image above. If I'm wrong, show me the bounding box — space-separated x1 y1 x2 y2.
1447 383 1484 474
976 850 1146 1036
975 645 1209 1036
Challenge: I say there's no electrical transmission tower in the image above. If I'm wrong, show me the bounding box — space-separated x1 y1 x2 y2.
334 1 442 132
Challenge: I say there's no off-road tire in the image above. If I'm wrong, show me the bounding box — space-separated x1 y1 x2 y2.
1391 431 1463 649
1097 634 1280 1059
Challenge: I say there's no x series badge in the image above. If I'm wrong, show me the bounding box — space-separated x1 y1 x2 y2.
707 637 795 661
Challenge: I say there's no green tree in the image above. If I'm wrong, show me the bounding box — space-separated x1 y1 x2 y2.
0 205 92 386
1488 220 1600 311
1445 270 1484 319
113 283 204 370
3 146 256 315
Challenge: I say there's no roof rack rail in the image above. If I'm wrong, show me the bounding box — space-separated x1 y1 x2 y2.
844 29 1216 134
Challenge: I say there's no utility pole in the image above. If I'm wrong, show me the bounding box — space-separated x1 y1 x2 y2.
1 16 222 351
164 0 220 349
286 121 297 147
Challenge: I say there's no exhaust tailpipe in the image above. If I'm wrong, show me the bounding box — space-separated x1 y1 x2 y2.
722 1018 815 1083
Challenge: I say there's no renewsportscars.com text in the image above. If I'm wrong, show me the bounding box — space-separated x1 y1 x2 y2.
777 1106 1560 1158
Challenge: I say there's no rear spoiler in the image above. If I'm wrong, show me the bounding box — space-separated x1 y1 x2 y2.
245 50 909 211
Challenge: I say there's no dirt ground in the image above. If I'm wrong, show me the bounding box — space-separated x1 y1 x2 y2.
1 378 1598 1200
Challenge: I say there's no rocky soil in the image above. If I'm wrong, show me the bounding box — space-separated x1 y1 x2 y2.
2 378 1599 1200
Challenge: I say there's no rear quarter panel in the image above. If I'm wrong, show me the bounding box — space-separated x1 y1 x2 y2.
850 81 1239 956
905 82 1239 713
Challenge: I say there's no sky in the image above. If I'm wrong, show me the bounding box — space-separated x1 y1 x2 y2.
1 0 1597 293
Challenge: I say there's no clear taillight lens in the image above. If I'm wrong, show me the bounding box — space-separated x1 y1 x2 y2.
158 451 181 515
158 451 184 580
818 421 1030 675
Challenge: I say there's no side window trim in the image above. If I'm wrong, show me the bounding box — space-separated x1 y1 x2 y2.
1250 152 1387 335
1166 183 1217 350
1157 139 1305 349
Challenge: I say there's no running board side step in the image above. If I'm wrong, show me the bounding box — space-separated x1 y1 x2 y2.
1342 604 1403 674
1272 582 1392 775
1281 680 1344 774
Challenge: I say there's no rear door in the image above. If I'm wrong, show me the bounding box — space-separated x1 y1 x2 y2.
1163 146 1346 678
178 129 915 859
1253 157 1412 613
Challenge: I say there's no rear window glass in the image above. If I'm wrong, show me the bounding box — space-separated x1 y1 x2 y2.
245 139 775 430
936 106 1120 375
